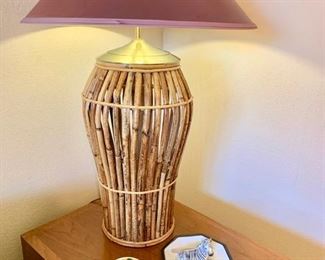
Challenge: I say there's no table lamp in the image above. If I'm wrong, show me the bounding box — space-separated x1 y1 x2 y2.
22 0 256 248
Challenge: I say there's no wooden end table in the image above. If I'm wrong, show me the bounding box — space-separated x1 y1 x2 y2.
21 200 284 259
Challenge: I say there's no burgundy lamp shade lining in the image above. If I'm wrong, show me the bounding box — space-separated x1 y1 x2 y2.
22 0 256 29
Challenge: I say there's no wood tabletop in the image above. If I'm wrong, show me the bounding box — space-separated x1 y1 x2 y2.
21 200 284 260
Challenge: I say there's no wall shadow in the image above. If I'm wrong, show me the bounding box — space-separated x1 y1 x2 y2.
176 191 325 259
175 52 325 258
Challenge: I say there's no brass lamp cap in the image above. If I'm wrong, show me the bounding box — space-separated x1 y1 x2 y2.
97 38 180 65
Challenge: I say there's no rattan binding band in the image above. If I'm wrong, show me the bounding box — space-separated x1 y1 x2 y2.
82 95 193 110
102 219 175 248
97 176 177 195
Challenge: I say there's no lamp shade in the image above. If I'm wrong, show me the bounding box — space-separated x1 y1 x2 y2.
22 0 256 29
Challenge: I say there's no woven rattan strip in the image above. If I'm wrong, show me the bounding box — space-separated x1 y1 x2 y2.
97 176 177 195
82 95 193 110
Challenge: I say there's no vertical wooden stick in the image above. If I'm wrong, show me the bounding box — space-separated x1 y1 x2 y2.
137 73 152 241
121 72 134 241
99 185 110 229
95 71 115 234
145 72 161 240
83 69 112 232
102 71 121 237
82 68 102 174
155 72 172 238
159 71 179 235
130 72 142 241
164 70 188 231
113 71 128 239
174 70 193 174
86 69 107 183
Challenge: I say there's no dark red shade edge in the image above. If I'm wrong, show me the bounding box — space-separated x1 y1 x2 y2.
21 17 257 29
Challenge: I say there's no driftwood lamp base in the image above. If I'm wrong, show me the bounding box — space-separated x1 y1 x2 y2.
82 34 193 247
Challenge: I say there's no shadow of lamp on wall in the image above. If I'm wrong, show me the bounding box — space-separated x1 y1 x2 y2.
22 0 256 248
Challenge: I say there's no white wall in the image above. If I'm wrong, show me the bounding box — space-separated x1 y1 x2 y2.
1 0 324 259
164 1 325 259
0 1 162 259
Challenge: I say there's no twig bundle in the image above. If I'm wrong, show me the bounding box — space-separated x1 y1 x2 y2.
82 62 193 247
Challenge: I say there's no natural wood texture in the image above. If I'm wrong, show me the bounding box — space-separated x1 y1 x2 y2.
21 200 286 260
82 62 193 246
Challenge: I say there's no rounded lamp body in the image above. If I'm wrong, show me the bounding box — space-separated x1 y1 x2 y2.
82 57 193 247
